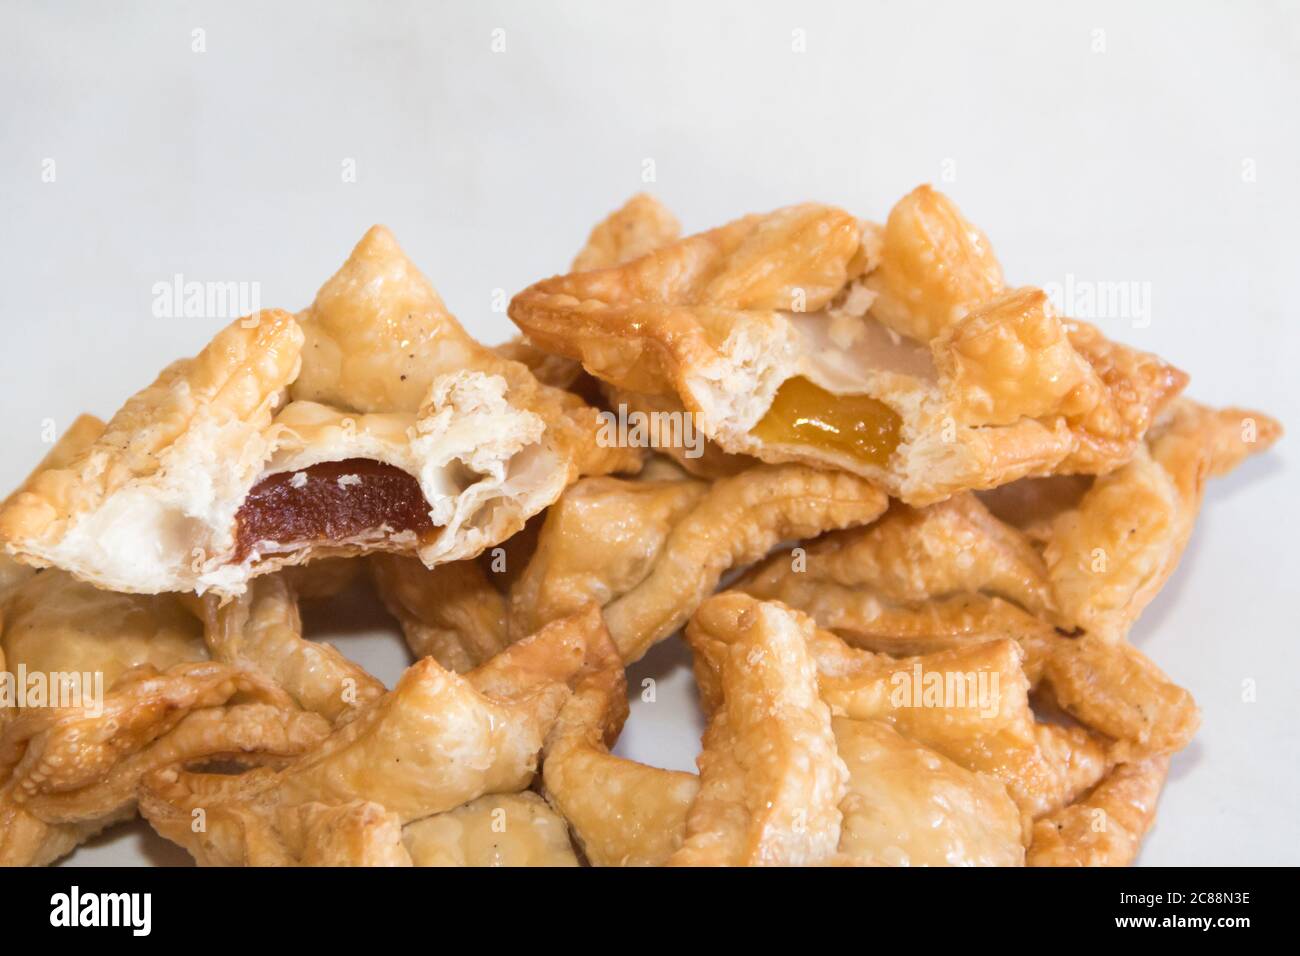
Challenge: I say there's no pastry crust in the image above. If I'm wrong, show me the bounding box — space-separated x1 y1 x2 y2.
1027 757 1169 866
137 607 610 866
602 464 888 663
498 193 682 392
738 489 1202 760
603 386 758 479
200 574 385 725
0 227 638 596
506 464 888 662
510 187 1188 504
401 792 578 867
0 567 330 865
0 189 1282 869
865 184 1004 342
674 596 847 865
693 593 1109 824
370 553 510 672
540 620 698 866
833 718 1024 866
1043 399 1282 641
741 397 1278 659
507 474 709 639
2 569 206 692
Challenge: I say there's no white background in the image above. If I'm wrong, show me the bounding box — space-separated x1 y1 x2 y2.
2 0 1296 866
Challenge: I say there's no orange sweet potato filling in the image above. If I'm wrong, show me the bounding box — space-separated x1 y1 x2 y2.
751 376 902 468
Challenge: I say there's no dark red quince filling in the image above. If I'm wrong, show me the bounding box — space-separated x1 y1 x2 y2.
234 459 433 561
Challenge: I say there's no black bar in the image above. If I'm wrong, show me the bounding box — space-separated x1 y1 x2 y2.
4 867 1278 942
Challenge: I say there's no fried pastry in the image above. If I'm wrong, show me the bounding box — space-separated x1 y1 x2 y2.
0 419 352 865
809 633 1110 821
200 574 385 725
501 194 755 474
280 557 363 601
0 184 1281 869
510 187 1187 504
0 227 638 596
603 386 758 479
2 569 206 692
322 202 687 668
692 593 1109 824
540 621 698 866
508 474 709 639
1026 757 1170 867
833 717 1024 866
1041 399 1281 641
509 464 888 662
0 570 328 866
674 595 847 865
0 414 107 599
737 490 1201 759
550 594 1037 867
370 553 510 672
497 192 682 392
138 607 613 866
401 792 579 867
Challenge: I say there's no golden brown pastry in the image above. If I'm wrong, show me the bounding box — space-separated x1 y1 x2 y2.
547 595 1032 867
833 717 1024 866
137 607 613 866
497 192 682 392
508 474 709 638
602 386 758 479
401 792 578 867
510 187 1187 504
348 201 691 673
0 184 1280 870
200 573 385 725
1042 399 1281 641
369 553 510 672
0 227 638 597
693 593 1109 825
737 490 1201 761
0 414 107 599
1026 757 1170 866
674 594 847 865
280 557 363 601
509 464 888 662
540 619 698 866
0 568 328 866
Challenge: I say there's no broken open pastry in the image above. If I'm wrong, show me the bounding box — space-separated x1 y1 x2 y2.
0 185 1283 868
510 187 1188 504
0 418 311 864
0 227 638 596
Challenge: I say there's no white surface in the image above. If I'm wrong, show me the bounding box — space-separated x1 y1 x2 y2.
2 0 1296 866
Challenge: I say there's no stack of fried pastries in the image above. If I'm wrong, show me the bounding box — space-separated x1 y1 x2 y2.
0 187 1280 866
